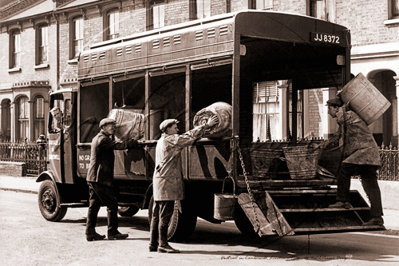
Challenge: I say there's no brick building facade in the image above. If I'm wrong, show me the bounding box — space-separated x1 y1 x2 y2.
1 0 398 145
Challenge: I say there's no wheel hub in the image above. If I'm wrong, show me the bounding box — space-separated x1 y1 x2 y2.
42 189 55 212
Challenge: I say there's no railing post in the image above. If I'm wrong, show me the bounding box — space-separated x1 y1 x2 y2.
37 134 47 174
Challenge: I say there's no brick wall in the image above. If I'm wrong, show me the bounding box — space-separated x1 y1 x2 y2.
0 19 57 91
336 0 399 46
0 162 27 177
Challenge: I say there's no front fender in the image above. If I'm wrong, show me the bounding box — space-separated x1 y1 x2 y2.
36 170 57 183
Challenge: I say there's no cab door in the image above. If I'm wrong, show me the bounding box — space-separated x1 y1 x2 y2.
48 93 64 183
48 90 76 184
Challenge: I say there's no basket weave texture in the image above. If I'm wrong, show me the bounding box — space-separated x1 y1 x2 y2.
282 145 321 179
250 149 284 178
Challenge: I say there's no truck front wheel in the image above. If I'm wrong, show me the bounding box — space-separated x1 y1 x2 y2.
148 196 197 242
38 180 67 222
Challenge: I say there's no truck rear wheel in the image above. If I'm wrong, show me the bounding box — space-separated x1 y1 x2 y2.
118 206 140 217
38 180 67 222
148 196 197 242
234 205 257 237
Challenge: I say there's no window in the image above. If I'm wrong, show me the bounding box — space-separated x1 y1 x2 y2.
253 81 280 142
250 0 273 9
106 9 120 40
34 96 45 140
196 0 211 19
147 0 165 30
72 17 83 58
390 0 399 19
308 0 336 22
37 24 48 64
17 96 29 141
10 29 21 69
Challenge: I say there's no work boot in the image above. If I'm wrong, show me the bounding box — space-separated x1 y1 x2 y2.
362 216 384 226
108 232 129 240
328 201 351 209
86 232 106 242
149 245 158 252
157 244 180 253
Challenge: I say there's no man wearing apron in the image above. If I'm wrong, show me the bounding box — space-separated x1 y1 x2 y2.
150 116 218 253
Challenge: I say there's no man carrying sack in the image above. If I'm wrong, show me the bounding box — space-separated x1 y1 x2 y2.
149 116 218 253
323 97 383 226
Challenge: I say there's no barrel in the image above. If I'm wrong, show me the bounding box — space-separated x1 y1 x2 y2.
338 73 391 125
193 102 232 138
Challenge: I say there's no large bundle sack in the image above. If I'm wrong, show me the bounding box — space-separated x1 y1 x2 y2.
107 109 145 141
193 102 232 138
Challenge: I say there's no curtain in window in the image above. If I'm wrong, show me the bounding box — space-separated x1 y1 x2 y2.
74 18 83 57
108 10 120 40
12 31 21 67
34 97 45 140
153 5 165 28
18 97 29 141
256 0 273 9
197 0 211 19
39 26 48 63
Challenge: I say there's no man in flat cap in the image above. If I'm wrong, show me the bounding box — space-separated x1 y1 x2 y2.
324 97 383 226
85 118 138 241
149 116 218 253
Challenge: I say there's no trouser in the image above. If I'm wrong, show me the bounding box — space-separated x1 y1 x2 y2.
336 163 383 217
149 200 174 247
86 182 119 236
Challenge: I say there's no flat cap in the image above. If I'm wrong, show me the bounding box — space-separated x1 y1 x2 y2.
326 97 343 107
159 119 179 132
99 118 116 128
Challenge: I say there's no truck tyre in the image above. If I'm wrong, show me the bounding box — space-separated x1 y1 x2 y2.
234 205 257 237
118 206 140 217
148 196 197 242
38 180 67 222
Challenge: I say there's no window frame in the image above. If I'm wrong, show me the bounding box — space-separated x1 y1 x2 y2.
146 0 165 30
69 16 84 60
33 96 45 140
36 23 49 65
249 0 273 10
17 96 29 141
389 0 399 19
9 29 21 69
104 8 120 41
195 0 211 19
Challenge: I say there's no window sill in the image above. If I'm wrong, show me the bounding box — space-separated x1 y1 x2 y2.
34 63 49 70
67 58 78 65
8 67 21 73
384 18 399 25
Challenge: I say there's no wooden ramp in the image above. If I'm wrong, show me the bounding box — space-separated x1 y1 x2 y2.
238 192 294 237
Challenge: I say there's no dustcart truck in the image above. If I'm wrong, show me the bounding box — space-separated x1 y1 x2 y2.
36 10 385 241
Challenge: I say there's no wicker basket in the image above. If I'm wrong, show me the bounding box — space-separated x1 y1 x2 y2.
282 145 321 179
250 149 284 179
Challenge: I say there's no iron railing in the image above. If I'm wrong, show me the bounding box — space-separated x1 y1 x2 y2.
0 141 47 176
378 143 399 181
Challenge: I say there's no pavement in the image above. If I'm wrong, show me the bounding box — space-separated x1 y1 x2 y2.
1 174 399 232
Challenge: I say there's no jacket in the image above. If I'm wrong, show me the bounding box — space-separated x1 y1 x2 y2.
87 130 137 186
153 125 206 201
326 109 380 166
